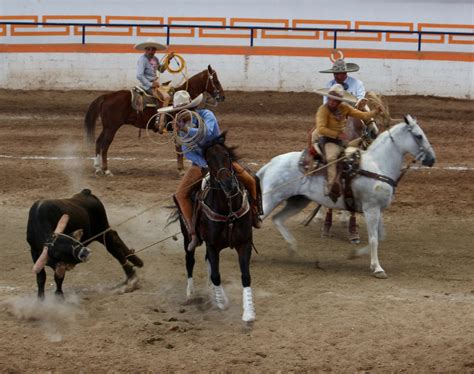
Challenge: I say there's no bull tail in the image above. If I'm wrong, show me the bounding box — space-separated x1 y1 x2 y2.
84 95 105 144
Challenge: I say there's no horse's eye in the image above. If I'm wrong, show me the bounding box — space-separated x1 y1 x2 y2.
415 134 422 140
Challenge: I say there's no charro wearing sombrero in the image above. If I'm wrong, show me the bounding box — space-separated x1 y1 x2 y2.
135 38 173 101
161 90 262 252
310 84 381 202
320 58 366 104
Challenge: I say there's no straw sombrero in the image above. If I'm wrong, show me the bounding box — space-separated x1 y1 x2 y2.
158 91 204 113
315 84 357 104
134 38 166 51
320 58 360 73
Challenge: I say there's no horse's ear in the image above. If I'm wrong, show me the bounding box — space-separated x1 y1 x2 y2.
404 114 415 125
208 65 213 73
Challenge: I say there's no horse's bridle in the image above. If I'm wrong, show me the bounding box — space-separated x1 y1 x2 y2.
205 70 222 102
388 122 427 161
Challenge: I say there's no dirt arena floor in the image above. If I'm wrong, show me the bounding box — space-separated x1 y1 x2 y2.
0 89 473 372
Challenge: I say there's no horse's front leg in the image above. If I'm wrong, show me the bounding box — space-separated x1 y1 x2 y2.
363 207 387 279
206 245 228 309
101 128 118 177
348 212 361 244
94 131 105 175
237 242 255 322
321 209 333 238
185 248 196 299
175 143 185 176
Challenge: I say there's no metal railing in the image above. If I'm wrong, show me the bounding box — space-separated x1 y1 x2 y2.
1 21 473 52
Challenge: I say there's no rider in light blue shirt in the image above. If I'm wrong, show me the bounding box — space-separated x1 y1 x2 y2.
181 109 221 168
158 90 262 252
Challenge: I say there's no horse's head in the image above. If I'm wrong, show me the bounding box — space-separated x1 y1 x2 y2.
204 65 225 103
387 115 436 167
204 133 238 195
402 115 436 167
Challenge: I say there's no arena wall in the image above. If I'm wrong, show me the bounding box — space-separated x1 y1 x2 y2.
1 0 473 98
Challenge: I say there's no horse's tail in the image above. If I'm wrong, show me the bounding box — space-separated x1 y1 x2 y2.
84 94 105 144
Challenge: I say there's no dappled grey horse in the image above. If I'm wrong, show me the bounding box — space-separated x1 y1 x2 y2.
257 115 435 278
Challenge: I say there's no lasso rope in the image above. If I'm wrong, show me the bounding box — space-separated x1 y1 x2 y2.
173 109 207 153
157 53 189 92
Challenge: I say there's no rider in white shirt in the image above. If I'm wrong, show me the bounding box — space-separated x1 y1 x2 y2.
320 58 366 104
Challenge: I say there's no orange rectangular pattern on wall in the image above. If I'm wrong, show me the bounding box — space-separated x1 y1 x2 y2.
129 16 166 37
419 23 474 45
354 21 414 43
166 17 199 38
0 16 38 36
41 16 101 37
230 18 289 40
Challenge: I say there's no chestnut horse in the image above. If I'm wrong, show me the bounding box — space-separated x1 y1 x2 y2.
84 65 225 176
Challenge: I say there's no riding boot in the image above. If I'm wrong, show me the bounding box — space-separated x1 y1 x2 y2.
328 182 341 203
157 98 170 134
175 166 203 251
251 202 262 229
232 161 262 229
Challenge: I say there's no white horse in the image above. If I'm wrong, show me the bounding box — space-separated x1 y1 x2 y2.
257 115 435 278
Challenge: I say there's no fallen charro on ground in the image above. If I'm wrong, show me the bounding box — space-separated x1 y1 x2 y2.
0 90 473 372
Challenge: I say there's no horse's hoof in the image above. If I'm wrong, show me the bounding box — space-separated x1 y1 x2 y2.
178 169 186 177
104 170 114 177
373 271 388 279
242 310 256 322
321 227 331 238
95 169 104 176
349 236 361 244
211 285 229 310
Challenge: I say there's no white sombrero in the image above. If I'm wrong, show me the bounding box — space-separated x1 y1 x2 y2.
320 58 360 73
158 91 204 113
134 38 166 51
315 84 358 104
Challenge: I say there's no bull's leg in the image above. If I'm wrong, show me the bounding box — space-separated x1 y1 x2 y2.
54 267 65 300
206 246 228 310
101 231 140 291
36 270 46 300
322 209 333 238
348 213 361 244
237 243 255 322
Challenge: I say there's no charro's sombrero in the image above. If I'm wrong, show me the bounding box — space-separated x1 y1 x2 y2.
158 90 204 113
315 84 357 104
319 58 360 73
134 38 166 51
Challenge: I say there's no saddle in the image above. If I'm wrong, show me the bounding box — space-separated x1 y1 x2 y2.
130 83 175 112
298 144 362 211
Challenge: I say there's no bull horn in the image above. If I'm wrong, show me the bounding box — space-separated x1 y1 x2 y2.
330 50 344 63
54 214 69 234
32 246 49 274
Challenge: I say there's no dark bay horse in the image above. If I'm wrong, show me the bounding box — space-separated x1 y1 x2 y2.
175 133 256 322
84 65 225 176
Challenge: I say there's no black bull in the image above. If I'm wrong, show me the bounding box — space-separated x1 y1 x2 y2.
27 189 143 299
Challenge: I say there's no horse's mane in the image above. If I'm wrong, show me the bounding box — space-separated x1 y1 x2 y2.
203 131 240 161
367 122 405 151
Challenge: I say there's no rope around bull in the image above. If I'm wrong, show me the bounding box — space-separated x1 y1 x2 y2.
82 153 348 255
